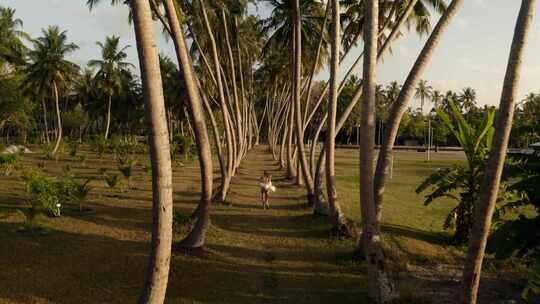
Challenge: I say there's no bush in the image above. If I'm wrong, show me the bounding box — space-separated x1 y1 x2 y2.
69 141 79 157
22 171 62 224
117 156 136 190
172 134 194 160
90 135 108 158
0 153 21 176
59 177 91 212
101 169 120 189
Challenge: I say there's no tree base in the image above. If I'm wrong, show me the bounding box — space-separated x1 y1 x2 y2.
330 219 360 239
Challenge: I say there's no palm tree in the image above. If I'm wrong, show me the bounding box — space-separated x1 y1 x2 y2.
24 26 79 155
373 0 465 225
459 87 477 112
130 1 174 303
359 0 397 302
461 1 537 302
415 79 433 113
431 89 443 109
325 0 349 231
89 35 133 139
0 6 29 71
160 0 214 249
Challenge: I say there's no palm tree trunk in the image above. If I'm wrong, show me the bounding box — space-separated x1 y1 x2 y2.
360 0 397 302
200 0 234 202
461 1 536 302
52 81 62 155
292 0 315 202
302 0 330 124
42 98 50 144
132 1 174 303
373 0 465 223
222 10 243 169
325 0 346 228
162 0 213 248
104 94 112 139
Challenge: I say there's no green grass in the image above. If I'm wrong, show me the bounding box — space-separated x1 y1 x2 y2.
0 145 527 303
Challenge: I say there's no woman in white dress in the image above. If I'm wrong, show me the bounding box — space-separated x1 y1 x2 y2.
259 170 275 209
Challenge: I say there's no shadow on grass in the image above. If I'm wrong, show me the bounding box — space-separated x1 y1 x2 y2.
212 213 331 240
0 220 368 304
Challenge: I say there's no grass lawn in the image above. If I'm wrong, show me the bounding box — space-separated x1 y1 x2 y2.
0 145 528 303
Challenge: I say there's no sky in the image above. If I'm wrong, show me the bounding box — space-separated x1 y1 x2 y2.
2 0 540 110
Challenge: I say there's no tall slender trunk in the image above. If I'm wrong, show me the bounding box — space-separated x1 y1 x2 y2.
360 1 396 302
105 94 112 139
303 1 330 124
222 10 243 168
200 0 234 201
461 1 536 302
132 1 174 303
163 0 213 248
42 98 50 144
293 0 315 202
325 0 345 227
373 0 464 223
52 81 62 155
286 98 296 179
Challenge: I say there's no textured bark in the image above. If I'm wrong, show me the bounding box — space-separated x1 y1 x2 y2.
163 0 213 248
222 10 243 169
292 0 315 202
360 0 397 302
104 94 112 139
200 0 234 201
42 99 50 144
461 1 537 302
325 0 346 227
373 0 465 223
303 1 330 124
52 81 62 155
132 1 174 303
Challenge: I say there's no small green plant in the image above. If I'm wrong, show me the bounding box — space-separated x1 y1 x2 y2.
59 177 92 212
101 169 120 189
78 153 88 167
22 171 62 222
119 159 136 189
91 135 108 159
172 134 194 161
0 153 21 176
69 141 79 157
172 210 191 234
523 254 540 302
142 161 152 174
41 143 54 160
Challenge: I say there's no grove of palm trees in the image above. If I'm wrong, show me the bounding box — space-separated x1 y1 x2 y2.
1 1 540 303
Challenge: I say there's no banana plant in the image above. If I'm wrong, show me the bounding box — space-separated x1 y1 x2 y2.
416 98 496 242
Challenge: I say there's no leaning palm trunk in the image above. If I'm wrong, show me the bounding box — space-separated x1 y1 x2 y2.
303 0 418 134
292 0 316 203
360 0 396 302
373 0 464 223
42 99 50 144
52 81 62 155
162 0 213 248
104 94 112 139
302 0 330 124
461 1 536 302
325 0 346 228
200 0 234 202
132 1 174 303
222 10 243 169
